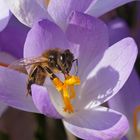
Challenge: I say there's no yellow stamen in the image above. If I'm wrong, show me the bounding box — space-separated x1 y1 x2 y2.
133 105 140 138
65 75 80 85
45 0 50 6
62 84 74 113
0 62 8 67
52 75 80 113
69 85 76 99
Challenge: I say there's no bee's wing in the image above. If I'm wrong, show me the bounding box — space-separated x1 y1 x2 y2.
8 57 47 74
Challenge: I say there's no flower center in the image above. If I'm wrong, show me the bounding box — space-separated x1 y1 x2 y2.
133 105 140 139
45 0 50 6
52 75 80 113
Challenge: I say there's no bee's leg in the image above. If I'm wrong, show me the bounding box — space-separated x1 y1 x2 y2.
27 65 45 96
44 67 64 91
72 59 78 75
44 67 57 80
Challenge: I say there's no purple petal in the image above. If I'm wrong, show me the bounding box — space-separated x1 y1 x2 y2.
0 67 38 113
47 0 94 29
0 51 16 64
76 37 137 108
107 18 130 45
63 106 129 140
5 0 50 27
66 11 109 76
0 0 10 32
109 70 140 139
86 0 135 17
31 84 62 119
0 15 29 58
121 137 128 140
24 19 70 58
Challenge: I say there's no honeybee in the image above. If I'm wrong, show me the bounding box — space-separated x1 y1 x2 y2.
9 48 78 95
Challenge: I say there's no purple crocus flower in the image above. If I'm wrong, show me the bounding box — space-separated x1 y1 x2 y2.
0 0 11 32
0 12 138 140
4 0 135 29
107 17 140 140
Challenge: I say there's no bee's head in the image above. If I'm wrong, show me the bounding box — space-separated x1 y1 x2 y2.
57 49 74 74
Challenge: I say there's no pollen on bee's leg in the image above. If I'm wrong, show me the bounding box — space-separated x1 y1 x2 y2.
133 105 140 138
0 62 8 67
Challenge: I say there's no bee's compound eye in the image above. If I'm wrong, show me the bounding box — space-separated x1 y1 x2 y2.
60 54 65 64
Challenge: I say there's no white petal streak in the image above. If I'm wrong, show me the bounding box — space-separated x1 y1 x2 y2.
78 37 137 108
86 0 135 17
5 0 50 27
